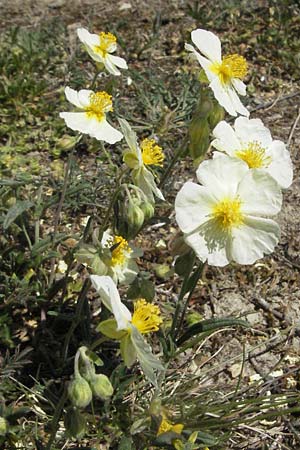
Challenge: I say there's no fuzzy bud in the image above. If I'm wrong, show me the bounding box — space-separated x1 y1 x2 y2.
89 374 114 400
140 201 155 221
68 376 92 409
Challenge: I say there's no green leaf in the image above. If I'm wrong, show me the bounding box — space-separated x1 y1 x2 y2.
177 318 250 346
3 200 34 229
85 350 104 367
97 319 127 340
120 334 137 367
130 326 164 387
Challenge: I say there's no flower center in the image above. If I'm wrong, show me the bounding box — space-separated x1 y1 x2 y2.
109 235 132 267
235 141 271 169
212 197 244 230
85 91 113 121
141 139 164 166
94 32 117 57
210 54 247 85
131 299 162 334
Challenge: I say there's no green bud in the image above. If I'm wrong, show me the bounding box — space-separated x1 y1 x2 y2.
140 201 155 221
127 201 144 233
68 376 92 409
57 135 77 151
64 407 86 439
51 148 62 159
89 374 114 400
208 102 225 129
0 417 7 436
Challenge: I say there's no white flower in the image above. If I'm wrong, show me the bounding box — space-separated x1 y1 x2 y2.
185 29 249 117
118 118 165 202
60 87 123 144
77 28 128 76
101 230 141 285
211 117 293 189
90 275 163 386
175 154 282 266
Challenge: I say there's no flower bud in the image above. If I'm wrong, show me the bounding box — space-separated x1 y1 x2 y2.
68 376 92 409
149 397 162 416
57 135 77 151
89 374 114 400
127 201 145 236
208 102 225 129
64 407 86 439
0 417 7 436
140 201 155 221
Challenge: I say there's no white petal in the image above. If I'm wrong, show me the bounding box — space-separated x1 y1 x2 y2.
191 29 222 62
211 120 241 155
118 118 141 160
77 27 100 47
267 140 293 189
230 217 280 265
64 86 82 108
109 54 128 69
227 85 249 117
104 56 121 76
232 78 247 96
234 117 272 147
209 78 238 116
196 155 249 198
59 112 96 134
184 223 230 267
78 89 93 108
101 230 112 246
90 275 132 330
185 44 215 82
175 182 216 234
238 170 282 216
89 119 123 144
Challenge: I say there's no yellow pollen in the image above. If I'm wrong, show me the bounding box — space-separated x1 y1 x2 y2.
235 141 271 169
109 235 132 267
157 415 184 436
131 299 162 334
141 139 165 167
212 197 244 230
85 91 113 121
210 53 247 85
94 32 117 57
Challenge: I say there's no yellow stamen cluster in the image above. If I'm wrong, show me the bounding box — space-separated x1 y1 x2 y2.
94 32 117 57
235 141 271 169
141 139 165 167
86 91 113 121
131 299 162 334
109 235 132 267
211 54 247 85
212 197 244 230
157 416 184 436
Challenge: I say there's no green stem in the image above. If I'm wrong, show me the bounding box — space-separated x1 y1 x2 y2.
169 253 196 341
61 278 91 363
159 135 188 189
45 384 68 450
176 261 205 337
99 168 128 234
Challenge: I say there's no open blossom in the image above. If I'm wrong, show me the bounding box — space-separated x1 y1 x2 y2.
101 230 141 285
185 28 249 117
90 275 163 386
175 154 282 266
60 87 123 144
211 117 293 189
119 118 165 202
77 28 127 76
